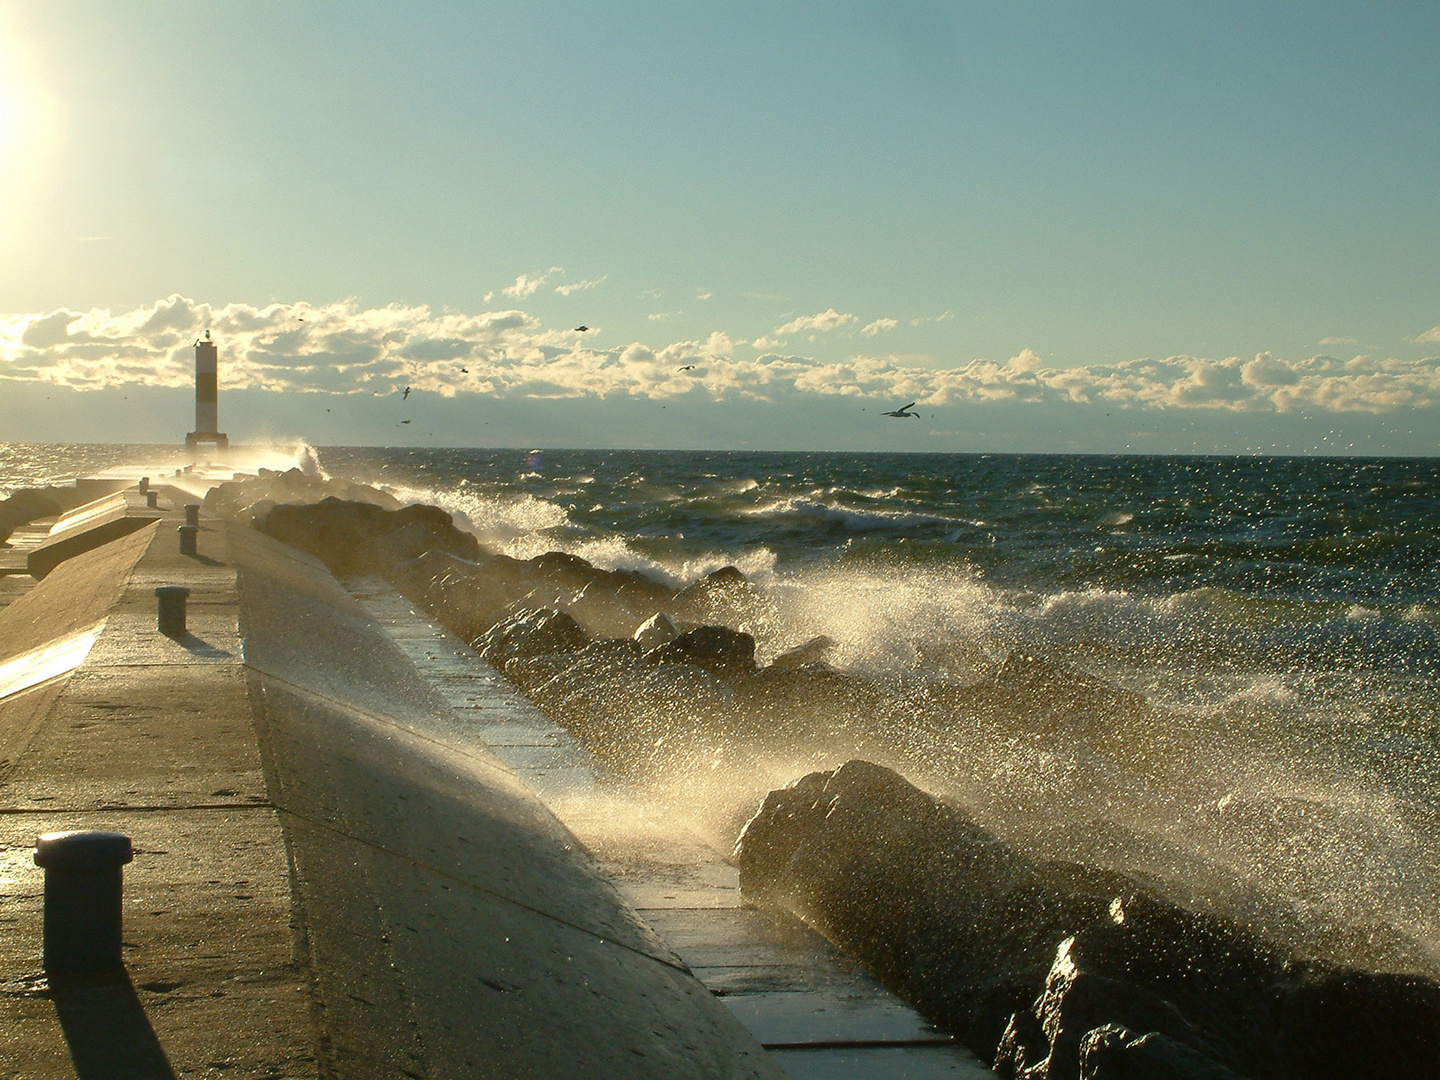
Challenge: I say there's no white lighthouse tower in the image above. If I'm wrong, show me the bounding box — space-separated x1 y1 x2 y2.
186 330 229 453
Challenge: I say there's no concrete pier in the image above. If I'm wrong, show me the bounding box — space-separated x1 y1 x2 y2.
0 487 787 1077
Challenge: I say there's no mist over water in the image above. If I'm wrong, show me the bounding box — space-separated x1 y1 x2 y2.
7 444 1439 978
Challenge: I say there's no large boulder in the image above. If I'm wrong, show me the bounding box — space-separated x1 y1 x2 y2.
259 497 480 577
734 760 1440 1080
644 624 757 677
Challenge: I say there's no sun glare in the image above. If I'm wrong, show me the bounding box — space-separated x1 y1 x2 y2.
0 16 63 254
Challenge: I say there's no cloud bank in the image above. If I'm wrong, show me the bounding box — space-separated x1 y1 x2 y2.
2 295 1437 418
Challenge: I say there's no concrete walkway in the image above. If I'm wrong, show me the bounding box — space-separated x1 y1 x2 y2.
346 578 996 1080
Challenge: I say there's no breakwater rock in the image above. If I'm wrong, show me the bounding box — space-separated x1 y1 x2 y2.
734 759 1440 1080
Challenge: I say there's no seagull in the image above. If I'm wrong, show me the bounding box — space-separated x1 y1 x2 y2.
677 364 696 371
882 402 920 418
399 419 412 425
574 325 589 332
458 366 469 373
402 386 411 399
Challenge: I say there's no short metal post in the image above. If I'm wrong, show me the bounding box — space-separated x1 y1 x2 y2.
145 490 159 508
155 585 189 636
34 831 134 972
178 524 199 557
184 504 200 528
137 477 149 494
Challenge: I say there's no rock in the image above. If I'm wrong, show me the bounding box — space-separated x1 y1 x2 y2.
563 579 647 640
644 624 756 677
1079 1025 1242 1080
672 565 771 628
260 497 480 577
734 760 1440 1080
633 611 680 651
1275 964 1440 1080
390 549 523 642
767 635 836 672
476 607 588 670
206 468 400 526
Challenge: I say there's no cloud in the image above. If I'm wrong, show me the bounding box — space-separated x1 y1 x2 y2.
3 296 1437 418
911 310 955 326
647 312 680 321
696 291 712 301
555 276 605 296
1414 326 1440 344
1319 336 1359 346
861 318 898 337
773 309 857 336
503 267 564 298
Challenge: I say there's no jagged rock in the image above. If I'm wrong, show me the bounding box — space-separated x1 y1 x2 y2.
260 497 480 577
633 611 680 651
644 624 756 676
734 760 1440 1080
476 607 588 670
1079 1025 1242 1080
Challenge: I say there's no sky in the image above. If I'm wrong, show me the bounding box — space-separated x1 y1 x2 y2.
0 1 1436 454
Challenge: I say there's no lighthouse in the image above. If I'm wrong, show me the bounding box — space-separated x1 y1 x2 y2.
185 330 229 452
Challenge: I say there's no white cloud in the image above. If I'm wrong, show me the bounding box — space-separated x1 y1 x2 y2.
861 318 898 337
647 312 680 321
3 295 1437 417
1414 326 1440 345
774 309 856 336
696 291 713 301
1319 336 1359 346
503 267 564 298
555 276 605 296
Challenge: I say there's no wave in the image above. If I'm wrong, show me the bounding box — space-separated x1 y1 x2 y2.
742 493 963 532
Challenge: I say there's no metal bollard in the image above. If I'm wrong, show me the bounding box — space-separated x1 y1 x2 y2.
33 831 134 972
155 585 190 636
145 490 159 508
178 524 199 557
184 504 200 528
137 477 149 494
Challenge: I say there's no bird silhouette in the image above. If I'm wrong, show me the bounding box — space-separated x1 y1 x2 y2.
458 366 469 372
882 402 920 418
403 386 411 399
677 364 696 371
399 419 412 425
574 325 589 332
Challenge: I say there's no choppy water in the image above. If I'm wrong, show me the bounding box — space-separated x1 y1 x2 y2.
6 443 1440 976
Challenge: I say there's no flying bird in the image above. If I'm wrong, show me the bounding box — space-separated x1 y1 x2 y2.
458 366 469 372
399 419 412 425
882 402 920 418
677 364 696 371
402 386 411 399
574 325 589 332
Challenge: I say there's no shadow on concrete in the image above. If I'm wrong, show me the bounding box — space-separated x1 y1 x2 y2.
183 553 224 567
49 969 177 1079
164 631 233 659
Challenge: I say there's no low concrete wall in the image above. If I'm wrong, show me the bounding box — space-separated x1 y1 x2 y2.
233 524 785 1078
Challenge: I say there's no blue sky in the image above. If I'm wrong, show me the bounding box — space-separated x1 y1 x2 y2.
1 1 1436 453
